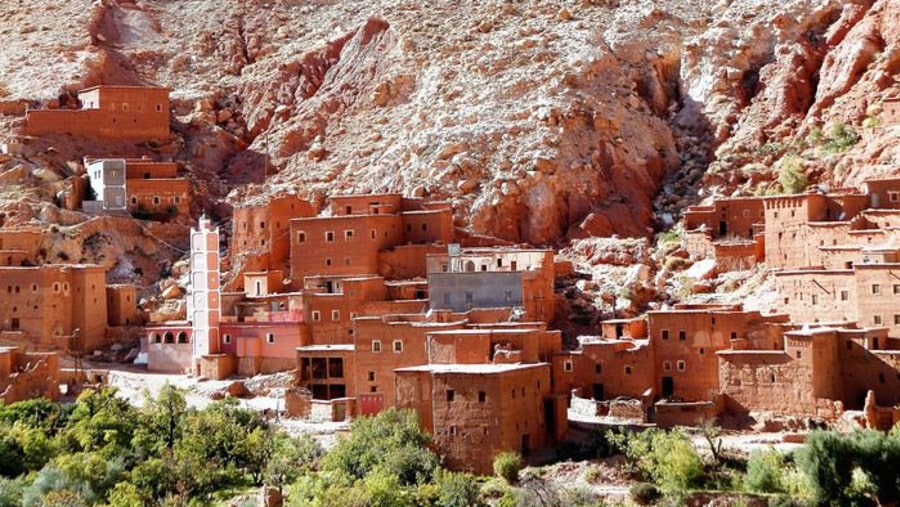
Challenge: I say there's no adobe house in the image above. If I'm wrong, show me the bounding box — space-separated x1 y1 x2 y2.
718 325 900 424
25 86 170 139
0 347 60 404
106 284 141 327
0 264 110 351
229 195 317 284
395 362 559 475
881 96 900 127
84 157 190 220
775 252 900 338
0 227 45 264
426 246 556 322
288 194 453 287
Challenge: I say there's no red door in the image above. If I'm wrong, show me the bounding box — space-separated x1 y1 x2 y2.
358 394 385 415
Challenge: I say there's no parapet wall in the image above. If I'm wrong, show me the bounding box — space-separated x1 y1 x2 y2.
24 109 169 139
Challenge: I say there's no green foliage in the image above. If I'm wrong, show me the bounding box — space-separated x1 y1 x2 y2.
629 482 662 505
322 408 438 485
493 451 524 484
795 430 900 506
746 449 786 493
434 469 482 507
776 155 808 194
607 428 703 493
823 122 859 153
0 477 27 507
264 432 324 492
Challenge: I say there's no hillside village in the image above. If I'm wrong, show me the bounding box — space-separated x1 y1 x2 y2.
0 84 899 480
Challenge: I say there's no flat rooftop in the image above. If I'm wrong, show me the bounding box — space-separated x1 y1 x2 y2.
296 344 355 352
395 362 548 374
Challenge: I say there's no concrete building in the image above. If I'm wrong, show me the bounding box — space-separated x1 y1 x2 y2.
83 157 190 220
427 246 555 322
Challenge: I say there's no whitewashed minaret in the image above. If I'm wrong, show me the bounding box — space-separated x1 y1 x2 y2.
189 215 221 373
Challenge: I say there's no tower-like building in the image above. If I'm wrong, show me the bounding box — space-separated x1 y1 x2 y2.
188 215 221 374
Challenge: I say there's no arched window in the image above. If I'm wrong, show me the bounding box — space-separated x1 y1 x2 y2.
164 332 175 344
151 333 161 344
177 332 188 344
465 260 476 272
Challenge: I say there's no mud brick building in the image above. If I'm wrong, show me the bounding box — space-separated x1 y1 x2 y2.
682 196 765 272
288 194 453 287
25 86 170 139
0 264 113 351
229 195 317 283
0 347 60 404
84 157 190 219
553 304 791 425
0 227 44 266
718 325 900 425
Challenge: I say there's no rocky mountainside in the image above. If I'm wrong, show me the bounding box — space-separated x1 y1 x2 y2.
0 0 897 301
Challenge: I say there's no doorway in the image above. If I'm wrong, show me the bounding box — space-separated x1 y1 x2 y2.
592 383 605 401
662 377 674 398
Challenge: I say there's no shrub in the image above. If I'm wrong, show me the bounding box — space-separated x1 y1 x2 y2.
746 449 785 493
777 155 808 194
493 451 523 484
823 122 859 153
607 428 703 493
629 482 662 505
434 470 482 507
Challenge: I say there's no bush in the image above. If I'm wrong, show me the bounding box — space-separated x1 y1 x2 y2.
493 452 523 484
322 408 438 486
630 482 662 505
777 155 808 194
746 449 785 493
607 428 703 493
823 122 859 153
434 470 481 507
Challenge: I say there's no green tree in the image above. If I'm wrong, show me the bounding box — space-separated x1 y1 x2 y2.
796 431 855 505
264 432 324 494
322 408 438 486
134 384 187 456
746 448 786 493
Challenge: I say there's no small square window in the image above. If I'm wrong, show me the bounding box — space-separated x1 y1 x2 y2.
624 366 633 375
563 360 573 372
872 284 881 295
841 290 849 301
663 360 672 371
678 329 686 340
393 340 403 353
894 315 900 325
312 311 321 322
874 315 883 325
661 329 669 340
889 191 900 203
223 334 232 344
595 364 602 374
796 350 802 359
266 333 275 344
325 231 335 242
345 230 354 241
446 390 455 402
677 360 686 372
298 231 306 243
368 371 376 382
478 391 486 403
331 310 340 321
325 258 332 267
372 340 382 352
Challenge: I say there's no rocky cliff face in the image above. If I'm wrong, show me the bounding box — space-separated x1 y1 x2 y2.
0 0 897 293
